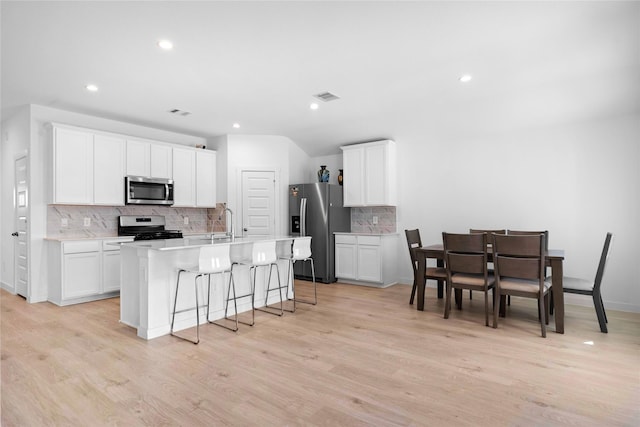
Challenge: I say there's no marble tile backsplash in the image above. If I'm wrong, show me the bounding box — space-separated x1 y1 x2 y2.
47 204 227 238
350 207 397 234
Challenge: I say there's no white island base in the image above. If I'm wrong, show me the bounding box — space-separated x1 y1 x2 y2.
119 236 295 340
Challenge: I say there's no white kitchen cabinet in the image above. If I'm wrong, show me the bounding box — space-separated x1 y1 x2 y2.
150 144 173 179
94 134 125 205
126 139 151 177
196 150 217 207
173 147 196 206
340 140 397 207
52 126 94 204
48 238 132 306
127 139 173 179
335 234 358 280
335 233 398 287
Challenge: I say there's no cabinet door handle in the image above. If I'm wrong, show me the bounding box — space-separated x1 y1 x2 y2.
11 232 19 237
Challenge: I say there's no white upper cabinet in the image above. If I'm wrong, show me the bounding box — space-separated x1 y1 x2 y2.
196 150 217 207
150 144 173 179
341 140 397 207
94 134 125 205
172 147 196 206
52 126 94 204
125 139 151 177
50 123 213 207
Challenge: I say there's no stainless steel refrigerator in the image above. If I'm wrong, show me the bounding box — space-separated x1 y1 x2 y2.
289 183 351 283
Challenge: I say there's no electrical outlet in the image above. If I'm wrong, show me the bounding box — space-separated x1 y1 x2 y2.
184 217 189 225
61 218 68 227
372 216 378 225
83 217 91 227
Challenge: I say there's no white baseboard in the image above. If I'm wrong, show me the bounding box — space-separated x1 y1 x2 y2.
1 280 16 294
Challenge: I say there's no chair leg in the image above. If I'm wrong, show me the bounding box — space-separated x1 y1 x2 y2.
483 289 489 327
492 288 498 328
493 290 500 329
544 293 550 325
409 281 417 305
257 263 287 316
444 282 452 319
600 295 608 324
549 290 554 315
293 258 317 305
538 295 547 338
209 270 239 332
593 292 608 333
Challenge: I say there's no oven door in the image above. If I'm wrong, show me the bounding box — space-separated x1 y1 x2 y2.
125 176 174 205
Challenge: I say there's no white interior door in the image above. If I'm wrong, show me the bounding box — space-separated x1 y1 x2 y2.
14 156 28 297
241 171 275 237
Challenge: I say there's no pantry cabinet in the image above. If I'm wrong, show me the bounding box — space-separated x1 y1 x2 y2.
340 140 397 207
334 233 398 287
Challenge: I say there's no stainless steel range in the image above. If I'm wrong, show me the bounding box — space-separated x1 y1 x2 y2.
118 215 183 241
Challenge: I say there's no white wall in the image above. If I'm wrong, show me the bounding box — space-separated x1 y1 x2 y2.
395 112 640 312
0 106 30 293
219 134 310 237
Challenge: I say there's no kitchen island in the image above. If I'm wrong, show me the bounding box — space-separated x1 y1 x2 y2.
118 235 295 340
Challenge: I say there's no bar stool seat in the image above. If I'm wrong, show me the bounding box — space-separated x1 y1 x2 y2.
170 244 238 344
280 236 316 308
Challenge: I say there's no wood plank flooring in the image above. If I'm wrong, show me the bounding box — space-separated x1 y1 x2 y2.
1 282 639 426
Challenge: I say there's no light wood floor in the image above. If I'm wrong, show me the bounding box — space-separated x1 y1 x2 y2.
1 282 639 426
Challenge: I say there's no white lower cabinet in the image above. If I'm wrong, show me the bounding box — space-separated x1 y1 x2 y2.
335 233 398 287
48 238 132 306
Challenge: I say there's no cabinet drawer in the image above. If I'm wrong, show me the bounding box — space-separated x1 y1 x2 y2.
102 238 133 251
63 241 101 254
335 234 357 244
358 235 381 246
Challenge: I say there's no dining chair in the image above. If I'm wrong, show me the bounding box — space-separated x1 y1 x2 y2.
505 230 549 307
442 232 496 327
468 229 505 300
405 229 447 305
550 232 613 333
492 233 550 337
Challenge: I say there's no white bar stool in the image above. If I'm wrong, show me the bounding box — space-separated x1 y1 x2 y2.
236 240 288 323
281 236 316 308
170 244 238 344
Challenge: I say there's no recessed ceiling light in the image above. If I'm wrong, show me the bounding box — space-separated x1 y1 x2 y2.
158 40 173 50
310 103 319 110
85 84 99 92
233 123 240 129
459 75 472 83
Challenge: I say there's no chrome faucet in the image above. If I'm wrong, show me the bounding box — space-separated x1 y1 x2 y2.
223 205 235 240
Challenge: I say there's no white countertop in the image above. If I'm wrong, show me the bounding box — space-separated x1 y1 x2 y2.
117 235 295 251
334 232 399 236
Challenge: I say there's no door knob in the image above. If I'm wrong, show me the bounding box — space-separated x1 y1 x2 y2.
11 232 19 237
243 228 248 232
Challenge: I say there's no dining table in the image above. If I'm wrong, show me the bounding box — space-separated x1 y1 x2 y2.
414 244 566 334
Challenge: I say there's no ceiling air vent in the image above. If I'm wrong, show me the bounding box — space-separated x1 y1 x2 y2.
313 91 340 102
168 109 191 117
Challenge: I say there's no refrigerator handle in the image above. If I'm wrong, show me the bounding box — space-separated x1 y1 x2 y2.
300 198 307 236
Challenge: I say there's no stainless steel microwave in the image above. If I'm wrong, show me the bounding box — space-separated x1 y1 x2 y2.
125 176 174 205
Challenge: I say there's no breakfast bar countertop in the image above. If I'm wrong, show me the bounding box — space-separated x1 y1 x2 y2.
116 235 295 251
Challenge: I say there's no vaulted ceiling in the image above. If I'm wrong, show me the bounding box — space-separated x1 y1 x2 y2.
2 1 638 156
